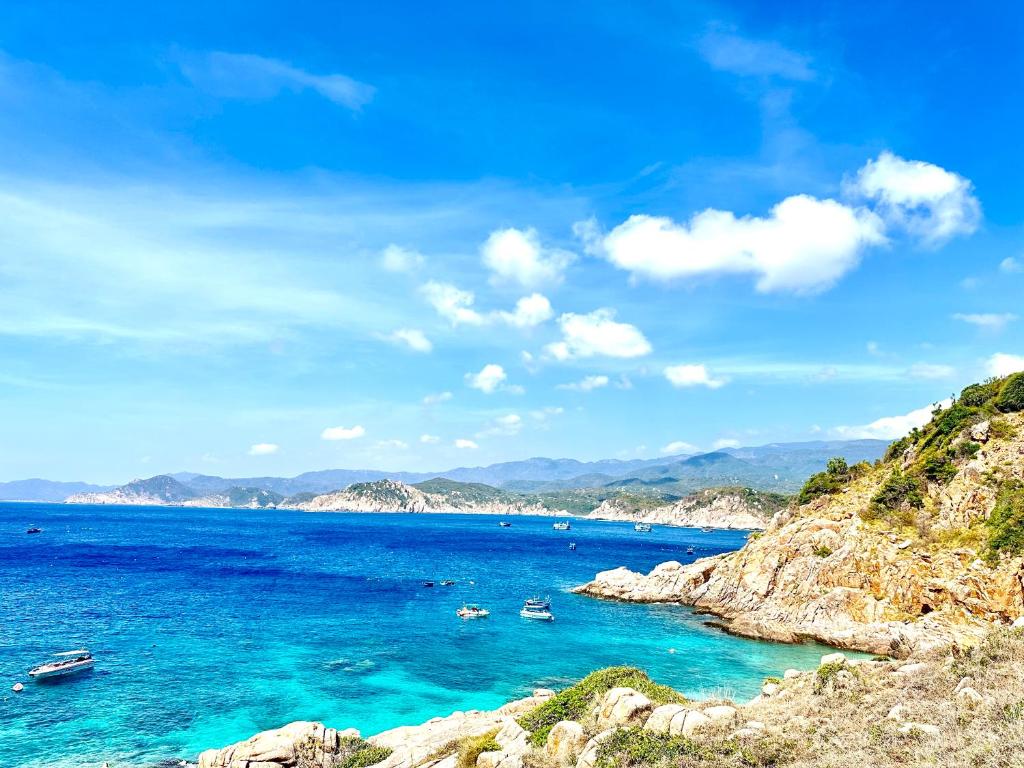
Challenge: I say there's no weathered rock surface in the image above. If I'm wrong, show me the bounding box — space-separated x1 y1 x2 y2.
588 489 777 530
575 413 1024 656
197 721 346 768
593 687 653 729
544 721 587 764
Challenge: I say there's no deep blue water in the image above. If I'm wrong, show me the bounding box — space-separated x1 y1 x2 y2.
1 504 844 767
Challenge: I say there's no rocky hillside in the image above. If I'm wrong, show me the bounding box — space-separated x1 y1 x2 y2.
195 628 1024 768
293 478 556 515
66 474 198 505
577 373 1024 657
588 487 786 529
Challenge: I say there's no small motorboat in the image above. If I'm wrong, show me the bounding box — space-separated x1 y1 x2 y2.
26 527 42 534
498 521 512 527
686 545 695 555
28 650 94 680
440 580 456 587
422 581 435 588
634 522 652 533
552 521 571 531
520 598 554 621
457 604 490 619
524 596 551 610
701 527 713 533
569 542 577 551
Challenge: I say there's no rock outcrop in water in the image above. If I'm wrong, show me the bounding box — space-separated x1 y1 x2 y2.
576 376 1024 657
587 488 782 529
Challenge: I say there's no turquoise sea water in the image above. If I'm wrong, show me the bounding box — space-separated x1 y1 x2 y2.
1 503 847 767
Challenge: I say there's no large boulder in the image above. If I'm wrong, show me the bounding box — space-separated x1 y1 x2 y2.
198 721 344 768
544 721 587 764
575 729 618 768
476 718 531 768
643 704 687 734
594 687 653 729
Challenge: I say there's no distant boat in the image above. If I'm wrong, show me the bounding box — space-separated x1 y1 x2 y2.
520 597 554 621
553 521 571 531
457 604 489 619
422 581 435 588
440 580 456 587
28 650 94 680
569 542 577 551
26 527 42 534
634 522 652 533
498 521 512 527
700 527 713 533
686 545 695 555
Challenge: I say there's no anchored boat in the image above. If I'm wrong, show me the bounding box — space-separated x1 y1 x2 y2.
28 650 94 680
457 604 490 619
633 522 652 532
520 597 554 621
552 521 571 531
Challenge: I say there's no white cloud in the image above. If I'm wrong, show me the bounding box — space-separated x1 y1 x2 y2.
557 374 610 392
385 328 433 352
953 313 1017 331
454 438 479 449
832 399 953 440
481 227 574 287
1000 257 1023 274
698 31 815 81
712 438 741 450
479 413 523 437
661 440 698 455
545 309 652 361
907 363 956 380
422 391 453 405
377 439 408 450
987 353 1024 377
421 282 552 329
664 363 727 389
176 51 375 110
851 152 980 245
419 434 440 444
380 244 425 273
591 194 884 294
421 281 486 326
530 406 564 421
466 363 508 394
248 442 279 456
497 293 554 328
321 425 366 441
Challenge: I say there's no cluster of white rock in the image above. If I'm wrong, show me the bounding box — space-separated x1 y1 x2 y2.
588 492 771 530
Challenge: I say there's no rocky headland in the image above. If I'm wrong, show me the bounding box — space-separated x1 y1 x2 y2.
587 488 784 529
576 375 1024 657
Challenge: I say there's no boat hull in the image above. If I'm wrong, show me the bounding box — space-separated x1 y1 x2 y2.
28 660 94 680
520 609 554 621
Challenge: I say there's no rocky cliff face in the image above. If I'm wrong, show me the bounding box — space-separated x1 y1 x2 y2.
577 397 1024 657
294 479 559 515
588 489 779 529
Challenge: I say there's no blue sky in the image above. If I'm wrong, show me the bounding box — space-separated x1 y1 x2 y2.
1 1 1022 483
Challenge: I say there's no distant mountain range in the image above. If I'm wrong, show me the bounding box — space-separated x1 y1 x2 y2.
0 439 888 503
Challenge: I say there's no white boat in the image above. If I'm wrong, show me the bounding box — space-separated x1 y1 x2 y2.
457 604 490 619
634 522 652 532
521 597 554 621
28 650 94 680
552 521 571 531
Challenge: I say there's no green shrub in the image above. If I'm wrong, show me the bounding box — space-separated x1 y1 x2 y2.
985 481 1024 563
455 731 500 768
990 418 1018 440
997 372 1024 413
959 381 999 408
797 456 854 505
952 441 981 459
595 728 708 767
883 435 912 463
812 545 833 558
814 661 846 694
518 666 684 746
319 737 394 768
864 471 923 526
922 402 980 448
921 453 958 484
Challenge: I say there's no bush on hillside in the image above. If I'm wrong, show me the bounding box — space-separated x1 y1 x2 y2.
797 457 856 506
863 471 923 525
985 481 1024 563
997 372 1024 413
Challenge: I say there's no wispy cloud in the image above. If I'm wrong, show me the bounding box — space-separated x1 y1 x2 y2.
175 51 375 110
698 31 815 81
557 375 610 392
953 313 1017 331
321 425 366 440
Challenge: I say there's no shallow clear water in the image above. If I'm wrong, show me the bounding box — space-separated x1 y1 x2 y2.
1 503 847 767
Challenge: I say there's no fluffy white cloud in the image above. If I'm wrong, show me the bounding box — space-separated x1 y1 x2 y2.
557 375 610 392
664 364 727 389
454 438 479 449
479 413 523 437
953 313 1017 331
712 438 741 450
852 152 980 245
498 293 554 328
421 281 552 329
380 244 425 273
907 363 956 380
987 353 1024 377
421 281 486 326
321 425 366 440
465 363 508 394
419 434 440 444
832 399 953 440
545 309 652 360
592 195 884 294
481 227 574 287
1000 257 1023 274
248 442 279 455
385 328 433 352
661 440 698 455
